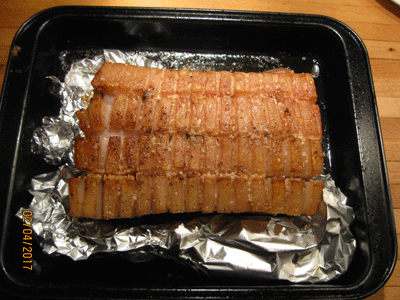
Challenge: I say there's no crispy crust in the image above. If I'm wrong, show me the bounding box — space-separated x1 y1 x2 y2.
70 174 324 219
74 134 323 180
70 63 324 219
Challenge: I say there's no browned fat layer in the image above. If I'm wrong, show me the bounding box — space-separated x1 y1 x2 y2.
124 93 143 132
161 69 178 95
285 179 303 216
87 97 105 133
79 173 103 219
220 95 236 134
74 133 323 180
69 173 324 219
71 63 324 219
74 136 100 171
99 135 110 169
78 92 322 140
251 93 268 135
119 175 136 218
103 175 120 219
92 63 318 102
205 70 219 96
110 94 128 131
104 136 120 173
290 137 303 178
124 136 139 173
217 177 233 213
311 140 324 176
250 176 268 212
153 173 169 214
186 173 202 212
153 133 170 172
219 136 236 174
252 137 266 175
157 94 176 132
188 135 206 172
140 92 156 133
135 173 152 216
237 136 252 174
189 93 205 135
303 179 325 215
69 177 84 217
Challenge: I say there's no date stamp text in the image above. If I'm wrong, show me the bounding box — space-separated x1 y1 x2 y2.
21 210 33 270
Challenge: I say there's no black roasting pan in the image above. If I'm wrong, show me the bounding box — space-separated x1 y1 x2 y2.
0 6 396 299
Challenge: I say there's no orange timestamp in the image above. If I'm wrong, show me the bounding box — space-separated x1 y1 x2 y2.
21 210 34 270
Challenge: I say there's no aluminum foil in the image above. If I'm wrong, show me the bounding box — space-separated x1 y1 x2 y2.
17 49 355 283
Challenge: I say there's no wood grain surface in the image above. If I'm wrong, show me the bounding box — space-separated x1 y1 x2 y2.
1 1 399 299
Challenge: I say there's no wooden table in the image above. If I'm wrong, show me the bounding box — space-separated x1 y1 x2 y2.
0 0 399 299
